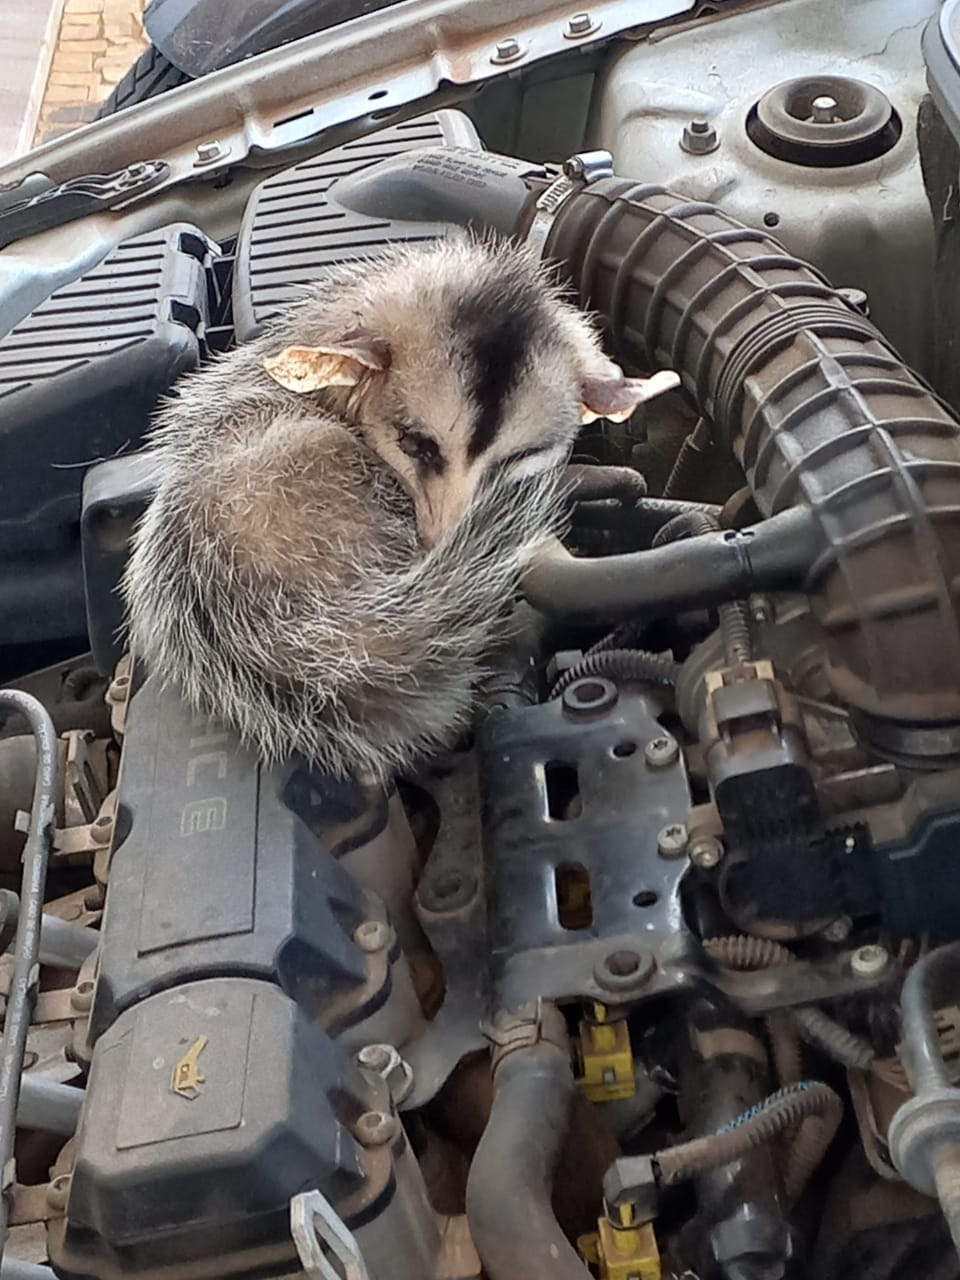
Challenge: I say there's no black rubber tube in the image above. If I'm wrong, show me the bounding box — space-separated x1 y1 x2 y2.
900 942 960 1094
523 506 816 621
465 1042 588 1280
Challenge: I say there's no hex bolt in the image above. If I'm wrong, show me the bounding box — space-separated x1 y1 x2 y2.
356 1043 415 1105
811 95 838 123
680 118 720 155
354 1109 401 1147
353 920 393 954
491 37 524 64
852 944 890 978
357 1045 392 1073
689 836 724 870
564 11 600 37
195 140 223 164
823 915 852 944
645 735 679 769
657 823 688 859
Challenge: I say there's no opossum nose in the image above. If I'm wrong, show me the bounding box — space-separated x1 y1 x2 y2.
413 487 469 551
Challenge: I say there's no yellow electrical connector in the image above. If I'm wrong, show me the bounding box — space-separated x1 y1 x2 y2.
577 1205 661 1280
576 1003 636 1102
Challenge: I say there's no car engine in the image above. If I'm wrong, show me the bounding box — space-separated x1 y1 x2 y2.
4 0 960 1277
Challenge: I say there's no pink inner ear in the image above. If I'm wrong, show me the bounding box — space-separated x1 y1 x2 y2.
580 370 681 421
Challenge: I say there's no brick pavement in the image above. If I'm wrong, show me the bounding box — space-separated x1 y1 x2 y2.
34 0 148 145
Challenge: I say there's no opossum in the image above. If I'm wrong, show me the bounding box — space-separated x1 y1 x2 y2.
123 236 677 781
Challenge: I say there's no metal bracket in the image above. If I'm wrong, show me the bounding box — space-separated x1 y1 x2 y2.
0 162 168 250
290 1190 370 1280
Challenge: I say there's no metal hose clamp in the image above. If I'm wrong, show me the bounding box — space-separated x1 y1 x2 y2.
525 150 614 261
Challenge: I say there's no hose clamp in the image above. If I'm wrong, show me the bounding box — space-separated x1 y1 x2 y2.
481 999 570 1070
525 150 614 261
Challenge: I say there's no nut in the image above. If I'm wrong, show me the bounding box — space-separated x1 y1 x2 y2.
645 735 679 768
689 836 724 869
851 944 889 978
680 118 720 155
657 823 688 859
594 948 654 993
491 37 524 64
354 1110 401 1147
353 920 393 954
811 94 839 123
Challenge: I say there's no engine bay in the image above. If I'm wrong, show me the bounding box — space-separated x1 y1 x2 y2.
4 0 960 1276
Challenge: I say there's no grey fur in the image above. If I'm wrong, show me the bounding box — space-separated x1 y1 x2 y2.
122 237 612 781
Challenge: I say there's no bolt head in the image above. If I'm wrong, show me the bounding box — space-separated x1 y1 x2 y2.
645 735 679 768
852 944 889 978
491 36 524 63
565 11 600 36
680 119 720 155
354 920 393 954
823 915 852 943
811 95 839 123
355 1110 401 1147
196 140 221 161
657 823 688 859
357 1044 392 1072
689 836 724 869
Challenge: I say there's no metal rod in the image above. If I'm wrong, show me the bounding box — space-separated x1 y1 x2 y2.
16 1077 82 1138
0 693 58 1269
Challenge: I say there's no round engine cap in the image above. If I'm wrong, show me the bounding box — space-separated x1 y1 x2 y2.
747 75 901 167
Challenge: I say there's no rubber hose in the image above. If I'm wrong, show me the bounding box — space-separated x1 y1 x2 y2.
783 1106 842 1204
552 647 679 699
652 509 721 548
655 1081 842 1187
465 1041 588 1280
522 506 818 621
537 177 960 738
900 942 960 1094
564 463 647 505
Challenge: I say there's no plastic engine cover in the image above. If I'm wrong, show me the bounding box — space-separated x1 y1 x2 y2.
0 226 212 649
231 108 481 340
49 978 374 1280
90 674 386 1043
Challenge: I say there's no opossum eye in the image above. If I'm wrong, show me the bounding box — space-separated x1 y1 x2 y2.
396 426 445 473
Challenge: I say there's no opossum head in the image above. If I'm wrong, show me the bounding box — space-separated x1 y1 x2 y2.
263 238 679 549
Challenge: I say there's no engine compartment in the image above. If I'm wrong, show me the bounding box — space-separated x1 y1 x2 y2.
4 0 960 1277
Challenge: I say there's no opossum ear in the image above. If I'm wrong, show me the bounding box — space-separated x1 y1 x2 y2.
263 329 391 393
579 368 681 424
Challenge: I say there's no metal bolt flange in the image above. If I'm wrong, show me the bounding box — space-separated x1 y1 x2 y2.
356 1044 415 1105
353 920 393 954
680 118 720 155
564 11 601 37
851 944 889 978
645 735 679 768
657 823 688 859
491 37 524 64
354 1110 401 1147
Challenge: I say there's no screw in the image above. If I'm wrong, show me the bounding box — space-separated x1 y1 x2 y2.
354 1110 401 1147
565 11 600 37
680 118 719 155
194 140 229 166
823 915 852 943
93 813 114 839
689 836 724 869
811 95 838 123
751 595 773 624
658 823 688 859
354 920 393 954
491 37 524 64
645 735 679 768
852 944 890 978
